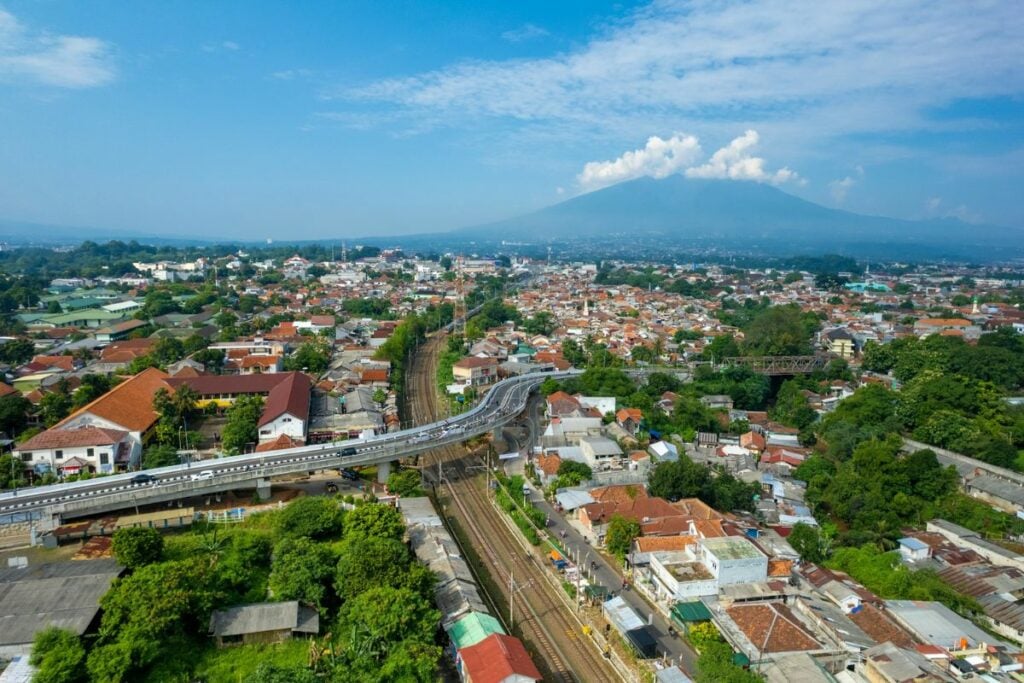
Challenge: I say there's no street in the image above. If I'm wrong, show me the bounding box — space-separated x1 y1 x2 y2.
516 395 701 675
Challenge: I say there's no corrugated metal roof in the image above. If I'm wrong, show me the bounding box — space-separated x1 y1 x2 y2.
0 559 122 646
208 601 319 637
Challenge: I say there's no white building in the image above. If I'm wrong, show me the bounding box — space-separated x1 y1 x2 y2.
649 551 718 601
14 427 137 476
452 357 498 387
697 537 767 587
579 435 624 471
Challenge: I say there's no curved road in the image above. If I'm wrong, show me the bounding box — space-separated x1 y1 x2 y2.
0 365 581 523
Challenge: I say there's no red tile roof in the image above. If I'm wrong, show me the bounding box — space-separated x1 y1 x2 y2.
726 603 821 653
55 367 170 433
18 426 128 450
31 355 75 372
458 633 541 683
100 338 156 363
255 433 304 452
259 372 311 427
453 356 498 369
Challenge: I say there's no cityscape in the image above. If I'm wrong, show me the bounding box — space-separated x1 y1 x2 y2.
1 2 1023 683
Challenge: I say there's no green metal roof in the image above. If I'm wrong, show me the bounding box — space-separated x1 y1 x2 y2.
671 601 712 623
446 611 505 650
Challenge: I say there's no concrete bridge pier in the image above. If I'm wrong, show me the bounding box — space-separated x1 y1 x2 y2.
256 477 272 501
377 460 393 484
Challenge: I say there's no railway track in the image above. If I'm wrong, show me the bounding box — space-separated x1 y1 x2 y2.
407 332 621 683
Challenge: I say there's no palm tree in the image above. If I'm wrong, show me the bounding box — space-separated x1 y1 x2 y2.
171 385 199 421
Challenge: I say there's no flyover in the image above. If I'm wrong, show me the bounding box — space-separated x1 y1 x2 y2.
0 369 581 530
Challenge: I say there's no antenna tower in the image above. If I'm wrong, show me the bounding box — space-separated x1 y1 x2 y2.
454 255 467 338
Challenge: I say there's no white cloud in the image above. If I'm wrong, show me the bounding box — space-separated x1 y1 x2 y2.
271 68 311 81
578 133 702 191
577 129 799 191
829 176 856 203
925 196 983 224
501 23 549 43
339 1 1024 148
685 130 797 184
202 40 241 53
0 8 115 88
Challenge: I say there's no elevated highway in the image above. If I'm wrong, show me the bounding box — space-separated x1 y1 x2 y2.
0 369 581 529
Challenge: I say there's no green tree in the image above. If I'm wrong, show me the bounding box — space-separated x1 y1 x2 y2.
335 535 412 601
250 664 318 683
142 444 179 470
112 527 165 569
0 338 36 365
771 380 817 430
72 374 115 409
285 339 331 374
0 453 27 489
39 391 72 427
741 304 818 356
387 469 422 497
372 388 388 406
605 514 641 560
334 586 439 673
90 558 220 681
30 626 87 683
221 395 264 455
268 537 337 611
344 502 404 541
0 393 31 437
787 522 829 563
276 496 344 540
521 311 556 336
550 460 592 490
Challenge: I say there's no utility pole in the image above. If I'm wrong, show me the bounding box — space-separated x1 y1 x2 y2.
509 561 515 630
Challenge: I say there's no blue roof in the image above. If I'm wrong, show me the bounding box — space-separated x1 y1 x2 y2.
898 537 928 551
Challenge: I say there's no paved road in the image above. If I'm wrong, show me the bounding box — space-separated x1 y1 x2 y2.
0 368 581 521
531 494 699 674
521 395 700 675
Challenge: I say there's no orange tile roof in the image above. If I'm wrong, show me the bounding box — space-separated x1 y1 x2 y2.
458 633 541 683
726 603 820 653
536 453 562 476
767 559 794 578
634 535 696 552
671 498 722 521
18 426 128 450
31 355 74 372
55 367 170 433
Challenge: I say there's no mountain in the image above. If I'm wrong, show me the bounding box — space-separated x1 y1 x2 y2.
462 177 1024 259
0 219 214 247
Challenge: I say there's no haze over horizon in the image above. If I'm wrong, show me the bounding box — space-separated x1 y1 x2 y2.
1 0 1022 240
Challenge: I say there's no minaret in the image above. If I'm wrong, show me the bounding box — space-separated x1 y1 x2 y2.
971 296 980 315
583 298 589 318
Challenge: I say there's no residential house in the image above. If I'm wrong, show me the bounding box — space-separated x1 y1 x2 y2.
452 357 499 387
578 435 623 471
14 427 135 476
37 367 171 466
165 372 311 443
458 633 542 683
208 601 319 647
615 408 643 436
821 328 856 359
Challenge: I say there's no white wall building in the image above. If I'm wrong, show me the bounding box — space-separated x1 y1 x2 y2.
697 537 768 587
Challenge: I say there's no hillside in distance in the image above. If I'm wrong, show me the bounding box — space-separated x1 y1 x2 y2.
464 177 1024 259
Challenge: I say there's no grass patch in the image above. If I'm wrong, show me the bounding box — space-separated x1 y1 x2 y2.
193 638 310 682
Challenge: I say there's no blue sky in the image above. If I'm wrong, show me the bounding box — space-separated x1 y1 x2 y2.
1 0 1022 240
